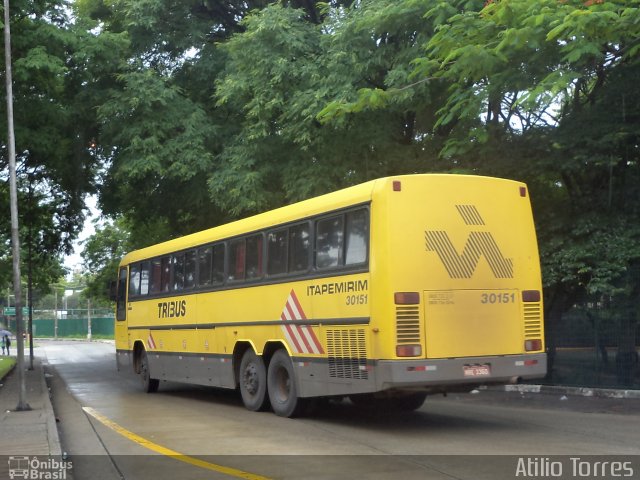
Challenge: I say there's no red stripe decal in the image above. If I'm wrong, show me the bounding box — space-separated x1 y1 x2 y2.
304 326 324 354
284 324 303 353
289 290 307 320
296 325 313 353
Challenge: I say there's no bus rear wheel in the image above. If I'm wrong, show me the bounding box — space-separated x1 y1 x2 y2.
140 350 159 393
267 349 307 417
239 349 269 411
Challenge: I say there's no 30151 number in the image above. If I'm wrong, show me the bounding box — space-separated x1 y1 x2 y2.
481 293 515 304
346 294 368 305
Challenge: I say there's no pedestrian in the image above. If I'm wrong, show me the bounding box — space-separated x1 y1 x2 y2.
1 335 5 355
3 334 10 355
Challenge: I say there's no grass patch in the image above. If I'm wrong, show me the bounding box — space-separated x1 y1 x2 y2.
0 357 17 381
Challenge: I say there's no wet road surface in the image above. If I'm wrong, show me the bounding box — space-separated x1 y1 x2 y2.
37 340 640 479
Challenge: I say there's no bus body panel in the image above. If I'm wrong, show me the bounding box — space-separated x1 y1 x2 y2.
115 174 546 405
373 175 544 362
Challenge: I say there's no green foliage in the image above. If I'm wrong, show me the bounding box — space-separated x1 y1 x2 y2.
98 68 220 232
0 0 121 291
69 0 640 318
80 218 131 301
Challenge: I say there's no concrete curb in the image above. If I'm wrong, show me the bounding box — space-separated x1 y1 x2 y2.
488 384 640 399
40 363 62 457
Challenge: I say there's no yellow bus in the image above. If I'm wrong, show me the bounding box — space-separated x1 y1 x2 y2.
114 174 546 416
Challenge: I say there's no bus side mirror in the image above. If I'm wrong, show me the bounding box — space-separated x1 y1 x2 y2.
109 281 117 302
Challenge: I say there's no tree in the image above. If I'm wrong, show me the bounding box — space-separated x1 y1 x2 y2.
216 0 453 215
410 0 640 374
80 218 131 302
0 0 124 292
77 0 272 235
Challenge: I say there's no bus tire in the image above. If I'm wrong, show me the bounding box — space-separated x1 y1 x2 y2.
391 392 427 411
140 350 159 393
267 349 307 417
239 349 269 411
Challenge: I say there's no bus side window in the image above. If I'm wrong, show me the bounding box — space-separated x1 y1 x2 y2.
212 244 225 285
149 259 161 294
185 250 196 289
140 261 150 295
129 264 141 298
289 223 310 273
173 253 185 291
316 215 344 269
267 229 288 276
161 256 171 292
245 234 263 280
229 239 246 281
198 246 213 287
345 209 369 265
116 267 127 321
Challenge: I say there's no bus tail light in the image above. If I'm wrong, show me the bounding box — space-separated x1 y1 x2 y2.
522 290 541 302
394 292 420 305
525 339 542 351
396 344 422 357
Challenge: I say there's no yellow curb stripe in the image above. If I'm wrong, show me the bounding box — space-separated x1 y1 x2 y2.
82 407 271 480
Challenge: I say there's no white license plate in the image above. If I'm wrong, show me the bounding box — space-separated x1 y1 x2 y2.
463 365 491 377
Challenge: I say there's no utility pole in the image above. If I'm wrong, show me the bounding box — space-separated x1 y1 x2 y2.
54 289 58 339
27 170 34 369
87 298 92 342
4 0 30 411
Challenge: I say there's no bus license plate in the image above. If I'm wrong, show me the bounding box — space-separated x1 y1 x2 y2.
463 365 491 377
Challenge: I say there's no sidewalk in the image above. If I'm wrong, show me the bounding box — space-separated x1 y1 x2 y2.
0 356 61 456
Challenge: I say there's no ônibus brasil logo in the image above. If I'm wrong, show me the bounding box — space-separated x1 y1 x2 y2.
8 456 73 480
425 204 514 279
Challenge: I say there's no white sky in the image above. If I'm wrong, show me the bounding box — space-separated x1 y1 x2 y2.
63 194 100 276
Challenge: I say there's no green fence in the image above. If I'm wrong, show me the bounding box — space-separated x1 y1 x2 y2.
541 307 639 390
32 317 114 338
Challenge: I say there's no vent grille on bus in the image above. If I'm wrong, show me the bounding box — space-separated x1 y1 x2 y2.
523 303 542 338
396 306 421 344
326 329 368 380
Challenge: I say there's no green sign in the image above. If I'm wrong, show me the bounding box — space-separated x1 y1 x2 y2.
3 307 29 316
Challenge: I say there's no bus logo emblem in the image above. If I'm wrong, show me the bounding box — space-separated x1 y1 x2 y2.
425 205 513 279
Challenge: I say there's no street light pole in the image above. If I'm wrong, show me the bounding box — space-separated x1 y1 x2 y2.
4 0 30 411
27 170 34 370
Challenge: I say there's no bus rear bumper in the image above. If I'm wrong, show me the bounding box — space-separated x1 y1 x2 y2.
375 353 547 392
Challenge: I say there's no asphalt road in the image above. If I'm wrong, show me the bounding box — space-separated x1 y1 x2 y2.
38 340 640 480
